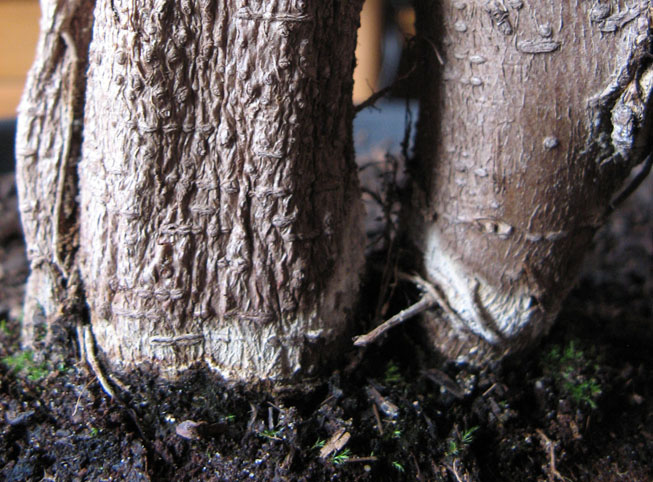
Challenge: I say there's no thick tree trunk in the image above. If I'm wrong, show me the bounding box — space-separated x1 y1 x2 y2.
17 0 365 383
412 1 653 363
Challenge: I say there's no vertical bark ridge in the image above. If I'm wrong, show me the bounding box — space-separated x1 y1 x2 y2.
15 0 95 343
413 0 653 363
79 0 364 381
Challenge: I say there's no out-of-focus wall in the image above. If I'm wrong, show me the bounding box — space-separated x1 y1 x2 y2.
353 0 383 104
0 0 40 118
354 0 415 104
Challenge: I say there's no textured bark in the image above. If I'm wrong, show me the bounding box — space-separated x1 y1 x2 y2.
15 0 95 344
17 0 365 382
412 1 653 363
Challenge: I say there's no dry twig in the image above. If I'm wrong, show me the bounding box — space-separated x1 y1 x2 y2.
536 429 566 482
319 428 351 459
353 295 434 346
354 271 468 347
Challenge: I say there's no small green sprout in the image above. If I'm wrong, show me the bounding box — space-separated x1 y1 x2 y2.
446 440 459 457
332 448 351 465
446 426 479 456
259 428 282 441
461 426 479 445
564 379 602 409
392 429 402 439
0 319 10 335
2 350 49 382
392 461 405 472
384 361 403 385
89 427 99 437
224 414 236 422
311 439 326 450
542 340 602 409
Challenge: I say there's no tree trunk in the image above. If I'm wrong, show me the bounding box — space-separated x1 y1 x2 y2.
412 1 653 363
17 0 365 383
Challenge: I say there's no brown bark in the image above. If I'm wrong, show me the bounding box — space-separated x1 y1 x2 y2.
17 0 365 383
412 1 653 363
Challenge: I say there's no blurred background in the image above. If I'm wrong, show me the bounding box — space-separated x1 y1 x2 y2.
0 0 40 119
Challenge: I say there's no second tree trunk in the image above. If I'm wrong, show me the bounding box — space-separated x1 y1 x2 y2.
412 0 653 362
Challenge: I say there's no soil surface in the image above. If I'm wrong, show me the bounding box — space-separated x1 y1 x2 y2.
0 163 651 481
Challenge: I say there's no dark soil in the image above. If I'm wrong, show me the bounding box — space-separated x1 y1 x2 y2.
0 165 651 481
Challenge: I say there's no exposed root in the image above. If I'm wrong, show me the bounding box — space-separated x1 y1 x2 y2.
81 323 117 400
77 321 163 465
341 456 378 464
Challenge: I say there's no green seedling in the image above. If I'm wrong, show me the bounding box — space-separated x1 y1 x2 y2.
564 379 601 409
392 461 405 472
223 414 236 423
2 350 49 382
259 428 282 441
460 426 479 445
89 427 99 437
542 340 602 409
446 440 460 457
446 425 478 457
0 319 10 335
331 448 351 465
311 439 326 450
384 361 403 385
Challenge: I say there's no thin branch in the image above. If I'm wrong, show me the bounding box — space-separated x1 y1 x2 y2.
355 65 417 114
353 295 434 347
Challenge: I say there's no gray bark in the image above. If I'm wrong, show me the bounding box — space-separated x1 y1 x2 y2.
16 0 95 343
412 0 653 363
17 0 365 383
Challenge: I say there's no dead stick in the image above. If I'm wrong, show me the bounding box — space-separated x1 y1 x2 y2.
536 429 565 482
353 296 434 347
372 402 384 436
397 271 464 324
343 456 379 464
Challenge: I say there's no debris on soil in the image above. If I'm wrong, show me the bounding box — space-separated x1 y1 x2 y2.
0 165 652 481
